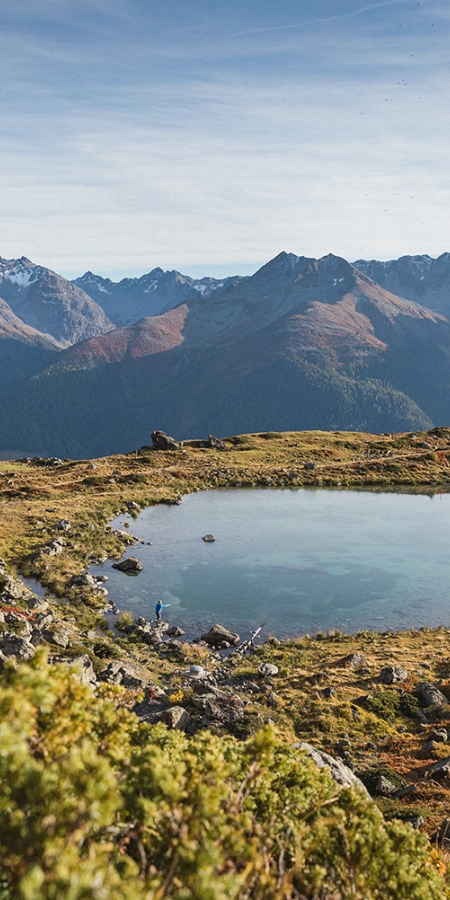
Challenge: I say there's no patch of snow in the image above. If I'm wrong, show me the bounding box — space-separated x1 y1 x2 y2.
4 266 37 289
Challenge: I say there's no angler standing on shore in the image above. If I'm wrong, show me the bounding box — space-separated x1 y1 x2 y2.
155 599 170 624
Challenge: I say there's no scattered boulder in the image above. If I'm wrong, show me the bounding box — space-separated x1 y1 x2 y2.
202 534 215 542
160 706 191 731
68 655 97 685
208 435 226 451
294 743 370 796
426 756 450 779
0 633 35 661
258 663 279 677
201 624 240 648
70 572 98 589
167 625 185 637
379 665 408 684
151 431 180 451
374 775 397 796
344 652 368 669
26 596 49 612
303 462 315 470
112 557 143 574
42 629 69 649
44 539 64 556
57 519 71 532
0 573 28 602
417 682 448 707
100 661 146 690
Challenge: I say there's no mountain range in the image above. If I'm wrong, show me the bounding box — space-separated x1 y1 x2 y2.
2 250 450 458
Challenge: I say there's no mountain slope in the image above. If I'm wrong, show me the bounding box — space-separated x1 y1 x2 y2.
0 298 61 397
0 251 444 457
353 253 450 316
73 268 245 327
0 257 115 347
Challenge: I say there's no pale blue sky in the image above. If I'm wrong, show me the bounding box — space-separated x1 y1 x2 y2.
0 0 448 279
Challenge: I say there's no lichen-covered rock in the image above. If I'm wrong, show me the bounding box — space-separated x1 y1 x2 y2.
294 742 370 796
417 682 448 707
379 665 408 684
0 633 35 660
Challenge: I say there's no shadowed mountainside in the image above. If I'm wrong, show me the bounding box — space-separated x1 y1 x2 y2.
0 252 447 457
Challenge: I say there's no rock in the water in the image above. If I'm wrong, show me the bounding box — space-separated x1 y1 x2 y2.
167 625 185 637
379 665 408 684
0 633 35 660
160 706 191 730
201 624 240 647
294 742 370 796
151 430 180 451
417 682 448 707
202 534 215 542
208 435 226 451
112 557 143 574
258 663 279 676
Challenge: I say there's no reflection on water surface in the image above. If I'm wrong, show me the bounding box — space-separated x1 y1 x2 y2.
89 488 450 639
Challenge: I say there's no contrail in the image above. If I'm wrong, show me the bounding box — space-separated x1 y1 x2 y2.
224 0 412 40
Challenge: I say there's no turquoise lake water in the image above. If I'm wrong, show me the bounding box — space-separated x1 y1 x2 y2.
90 488 450 641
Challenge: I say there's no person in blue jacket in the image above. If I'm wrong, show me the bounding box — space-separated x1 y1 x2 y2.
155 599 170 624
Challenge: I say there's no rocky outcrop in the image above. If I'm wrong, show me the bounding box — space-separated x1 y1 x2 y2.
151 431 180 451
208 435 226 450
379 665 408 684
201 624 240 648
294 743 370 796
417 682 448 707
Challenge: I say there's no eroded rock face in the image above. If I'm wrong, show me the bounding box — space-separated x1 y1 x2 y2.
208 435 226 450
151 431 180 451
160 706 191 731
294 742 370 796
201 624 240 647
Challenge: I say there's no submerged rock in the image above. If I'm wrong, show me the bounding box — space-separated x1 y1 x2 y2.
202 534 216 542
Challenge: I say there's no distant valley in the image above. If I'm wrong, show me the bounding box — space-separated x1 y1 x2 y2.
1 250 450 458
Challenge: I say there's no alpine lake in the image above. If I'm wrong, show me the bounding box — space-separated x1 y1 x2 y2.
89 486 450 642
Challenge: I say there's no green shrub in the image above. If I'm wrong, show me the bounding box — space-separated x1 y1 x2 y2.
0 653 447 900
366 689 401 721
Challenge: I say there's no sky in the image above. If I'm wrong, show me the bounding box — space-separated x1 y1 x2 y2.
0 0 449 280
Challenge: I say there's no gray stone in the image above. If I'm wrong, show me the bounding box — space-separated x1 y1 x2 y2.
57 519 71 531
0 633 35 660
208 435 226 450
347 652 368 669
0 574 27 601
375 776 397 796
201 624 239 647
70 572 97 588
151 430 180 451
202 534 216 542
417 682 448 707
293 742 370 796
167 625 185 637
68 655 97 685
160 706 191 730
27 596 49 612
112 557 143 574
42 629 69 648
379 665 408 684
258 663 279 676
427 756 450 779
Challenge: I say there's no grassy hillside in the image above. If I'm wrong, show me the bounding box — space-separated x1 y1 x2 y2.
2 429 450 896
